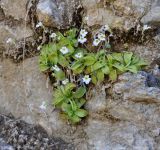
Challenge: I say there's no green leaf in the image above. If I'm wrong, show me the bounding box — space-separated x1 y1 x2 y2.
112 53 123 63
65 83 76 91
53 97 64 106
75 109 88 117
102 65 110 74
58 55 69 67
71 61 82 71
91 62 104 72
97 71 104 83
70 115 81 123
124 52 133 66
73 87 86 98
83 55 96 66
39 63 49 72
127 65 138 73
91 74 98 84
75 98 86 108
54 70 65 80
109 69 117 81
113 63 126 72
107 54 113 64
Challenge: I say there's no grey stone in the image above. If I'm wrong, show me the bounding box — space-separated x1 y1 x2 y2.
37 0 80 29
0 0 28 20
141 0 160 26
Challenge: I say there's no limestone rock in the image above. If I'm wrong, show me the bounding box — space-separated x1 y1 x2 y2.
82 0 152 30
141 0 160 26
37 0 81 29
0 0 28 20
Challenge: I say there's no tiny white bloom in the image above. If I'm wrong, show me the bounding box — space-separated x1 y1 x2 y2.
50 33 57 38
37 45 42 51
82 75 91 84
6 38 13 44
39 36 43 39
62 79 69 85
39 101 47 110
36 22 43 28
60 46 69 54
78 36 87 44
84 16 89 21
93 38 101 46
143 25 151 31
75 52 83 58
98 33 106 41
80 29 88 37
51 65 60 72
103 25 110 31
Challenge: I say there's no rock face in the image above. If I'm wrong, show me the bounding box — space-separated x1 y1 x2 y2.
0 0 34 60
141 0 160 26
1 56 160 149
1 0 160 149
37 0 81 28
82 0 152 30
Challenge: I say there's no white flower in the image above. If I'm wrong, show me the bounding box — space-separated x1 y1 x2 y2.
60 46 69 54
93 39 101 46
98 33 106 41
37 45 42 51
75 52 83 58
82 75 91 84
6 38 13 44
51 65 60 72
80 29 88 37
84 16 89 21
62 79 69 85
78 36 87 44
102 25 110 31
143 25 151 31
50 33 57 38
39 101 47 110
36 22 43 28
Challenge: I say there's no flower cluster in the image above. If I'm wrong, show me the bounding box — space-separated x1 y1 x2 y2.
78 29 88 44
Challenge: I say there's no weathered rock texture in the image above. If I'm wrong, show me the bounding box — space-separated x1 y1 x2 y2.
37 0 81 28
1 57 160 149
1 0 160 150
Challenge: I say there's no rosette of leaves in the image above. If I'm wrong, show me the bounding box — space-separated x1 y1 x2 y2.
53 83 88 123
39 29 78 72
84 50 110 84
110 52 147 76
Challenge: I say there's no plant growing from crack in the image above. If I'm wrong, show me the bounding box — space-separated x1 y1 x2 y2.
39 25 147 123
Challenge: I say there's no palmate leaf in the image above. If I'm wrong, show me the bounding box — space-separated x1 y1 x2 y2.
73 87 86 98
